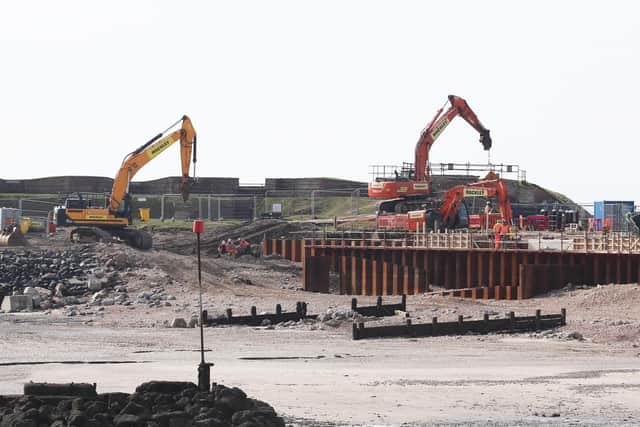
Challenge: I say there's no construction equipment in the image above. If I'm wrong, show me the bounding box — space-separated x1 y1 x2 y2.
377 172 512 232
217 238 260 258
369 95 491 214
0 208 26 247
0 225 27 247
53 115 197 250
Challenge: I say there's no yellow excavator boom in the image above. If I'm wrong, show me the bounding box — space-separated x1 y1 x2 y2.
109 115 197 212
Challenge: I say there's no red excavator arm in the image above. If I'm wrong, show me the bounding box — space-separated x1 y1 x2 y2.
439 171 512 228
368 95 491 207
414 95 491 182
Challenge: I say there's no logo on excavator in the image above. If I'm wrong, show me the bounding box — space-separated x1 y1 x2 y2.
430 118 450 140
463 188 489 197
86 214 107 220
147 137 174 159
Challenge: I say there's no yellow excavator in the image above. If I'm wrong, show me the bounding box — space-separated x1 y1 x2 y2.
53 115 197 250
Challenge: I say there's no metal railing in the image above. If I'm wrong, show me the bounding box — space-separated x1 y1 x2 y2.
369 162 527 182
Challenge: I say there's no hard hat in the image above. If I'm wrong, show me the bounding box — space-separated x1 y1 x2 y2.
486 200 492 205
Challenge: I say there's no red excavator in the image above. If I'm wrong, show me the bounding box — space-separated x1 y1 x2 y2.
369 95 492 214
377 172 513 232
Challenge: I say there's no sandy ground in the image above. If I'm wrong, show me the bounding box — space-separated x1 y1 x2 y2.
1 229 640 426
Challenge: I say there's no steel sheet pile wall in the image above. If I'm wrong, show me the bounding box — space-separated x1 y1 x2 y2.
263 239 640 299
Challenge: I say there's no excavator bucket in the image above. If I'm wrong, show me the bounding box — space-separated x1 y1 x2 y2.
0 227 27 247
479 129 492 150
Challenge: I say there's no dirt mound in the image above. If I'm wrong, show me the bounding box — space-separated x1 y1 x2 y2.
152 220 319 255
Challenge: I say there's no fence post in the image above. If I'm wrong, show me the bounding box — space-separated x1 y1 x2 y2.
207 195 212 221
535 309 541 330
352 188 360 215
217 197 222 221
160 195 165 221
253 195 257 220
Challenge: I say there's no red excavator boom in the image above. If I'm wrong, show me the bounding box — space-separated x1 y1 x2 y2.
369 95 491 214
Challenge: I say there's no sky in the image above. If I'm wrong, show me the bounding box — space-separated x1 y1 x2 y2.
1 1 638 204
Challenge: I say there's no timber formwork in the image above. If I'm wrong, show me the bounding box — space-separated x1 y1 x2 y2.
262 238 640 299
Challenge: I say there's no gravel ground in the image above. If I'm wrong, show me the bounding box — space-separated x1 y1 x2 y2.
1 228 640 426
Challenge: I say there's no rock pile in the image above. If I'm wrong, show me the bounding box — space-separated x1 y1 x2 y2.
318 308 359 327
0 381 284 427
0 246 130 311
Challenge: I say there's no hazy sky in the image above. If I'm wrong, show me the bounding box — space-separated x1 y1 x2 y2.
1 1 638 203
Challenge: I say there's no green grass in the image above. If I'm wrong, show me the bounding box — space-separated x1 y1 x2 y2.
135 219 242 230
260 196 377 219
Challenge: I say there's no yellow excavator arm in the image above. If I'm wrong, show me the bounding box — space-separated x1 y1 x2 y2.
109 115 197 212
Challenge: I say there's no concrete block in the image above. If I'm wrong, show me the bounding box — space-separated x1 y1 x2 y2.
1 295 33 312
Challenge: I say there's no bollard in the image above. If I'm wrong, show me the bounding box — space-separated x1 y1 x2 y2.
198 362 214 392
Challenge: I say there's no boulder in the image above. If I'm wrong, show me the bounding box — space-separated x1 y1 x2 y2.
171 318 188 328
135 382 197 394
1 295 33 312
22 288 41 307
87 276 102 292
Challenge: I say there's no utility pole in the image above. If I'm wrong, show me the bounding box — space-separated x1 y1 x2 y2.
193 220 213 391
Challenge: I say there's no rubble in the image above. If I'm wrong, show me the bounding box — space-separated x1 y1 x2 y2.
0 246 129 311
0 381 285 427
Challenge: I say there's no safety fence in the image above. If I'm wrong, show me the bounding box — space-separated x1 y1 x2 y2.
150 190 371 221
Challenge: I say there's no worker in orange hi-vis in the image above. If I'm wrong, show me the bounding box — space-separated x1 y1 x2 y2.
493 219 507 249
